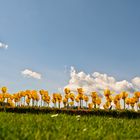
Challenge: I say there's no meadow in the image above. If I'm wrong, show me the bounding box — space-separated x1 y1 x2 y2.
0 87 140 140
0 112 139 140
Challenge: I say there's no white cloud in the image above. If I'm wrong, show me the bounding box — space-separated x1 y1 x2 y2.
0 42 8 49
64 67 138 96
132 77 140 90
21 69 42 80
115 80 134 92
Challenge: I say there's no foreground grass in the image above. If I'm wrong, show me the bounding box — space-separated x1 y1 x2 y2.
0 112 139 140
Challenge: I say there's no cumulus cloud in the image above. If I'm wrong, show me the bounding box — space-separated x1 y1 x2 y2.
64 67 139 96
132 77 140 90
0 42 8 49
21 69 42 80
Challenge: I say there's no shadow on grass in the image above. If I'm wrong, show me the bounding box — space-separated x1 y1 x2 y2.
0 107 140 119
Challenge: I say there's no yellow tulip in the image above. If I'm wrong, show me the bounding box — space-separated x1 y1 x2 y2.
69 101 74 106
70 93 75 101
96 98 101 107
134 91 140 98
75 96 79 103
1 87 7 94
106 96 113 103
125 98 131 109
91 92 97 99
116 102 121 110
26 97 30 106
77 88 84 95
103 104 108 109
120 91 128 100
88 103 93 110
114 94 121 101
104 89 111 97
64 88 70 94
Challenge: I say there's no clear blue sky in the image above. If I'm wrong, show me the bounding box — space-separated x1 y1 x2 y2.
0 0 140 93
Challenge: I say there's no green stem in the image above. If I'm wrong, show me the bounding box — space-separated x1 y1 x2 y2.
80 100 81 109
124 99 125 110
59 103 60 109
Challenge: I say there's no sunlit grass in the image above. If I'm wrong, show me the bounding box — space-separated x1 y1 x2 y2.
0 112 139 140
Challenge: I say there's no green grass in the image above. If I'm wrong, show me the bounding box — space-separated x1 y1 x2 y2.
0 112 139 140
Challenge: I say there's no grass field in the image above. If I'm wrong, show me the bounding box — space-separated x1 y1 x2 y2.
0 112 140 140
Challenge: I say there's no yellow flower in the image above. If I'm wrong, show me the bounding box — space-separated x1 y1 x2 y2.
78 94 84 100
26 97 30 105
63 98 67 104
116 102 121 109
57 94 62 103
84 95 89 102
52 98 56 103
129 97 136 109
130 97 136 104
113 99 118 105
69 101 74 106
106 96 113 103
75 96 79 103
134 91 140 98
120 91 128 99
91 92 97 99
114 94 121 101
125 98 131 105
96 98 101 106
20 91 26 97
105 101 110 108
65 94 69 99
104 89 111 97
64 88 70 94
70 93 75 101
1 87 7 93
88 103 93 109
5 93 10 98
36 96 40 101
103 104 108 109
77 88 84 95
39 89 45 95
0 94 3 99
57 93 62 99
52 93 58 101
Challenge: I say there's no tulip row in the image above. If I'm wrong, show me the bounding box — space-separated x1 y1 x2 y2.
0 87 140 111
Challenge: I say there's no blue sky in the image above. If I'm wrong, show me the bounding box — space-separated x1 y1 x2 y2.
0 0 140 93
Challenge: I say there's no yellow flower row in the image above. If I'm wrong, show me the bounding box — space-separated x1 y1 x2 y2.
0 87 140 110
